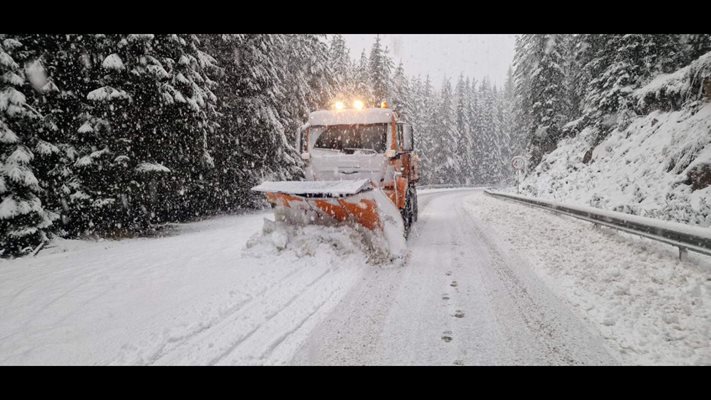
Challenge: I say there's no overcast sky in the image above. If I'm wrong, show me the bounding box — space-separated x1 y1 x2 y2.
342 34 516 89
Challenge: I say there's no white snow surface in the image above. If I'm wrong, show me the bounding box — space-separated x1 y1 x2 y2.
136 162 170 174
521 103 711 227
0 212 376 365
87 86 130 102
101 54 125 71
308 108 393 126
1 189 707 365
252 179 371 196
470 192 711 365
633 51 711 110
489 190 711 240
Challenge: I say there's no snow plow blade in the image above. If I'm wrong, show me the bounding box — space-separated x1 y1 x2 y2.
252 179 393 230
252 179 406 259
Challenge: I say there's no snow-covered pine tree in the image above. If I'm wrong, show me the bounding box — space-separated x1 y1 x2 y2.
512 34 536 146
494 84 512 183
502 66 523 158
72 34 221 232
514 34 569 166
0 37 54 256
390 61 411 119
69 34 139 236
560 34 581 123
582 35 649 137
478 78 497 183
432 78 458 184
415 75 438 185
353 50 372 105
453 74 471 184
467 76 484 183
328 34 354 101
408 75 424 147
368 36 393 106
682 34 711 65
276 34 334 139
202 34 302 210
11 34 98 237
143 34 221 222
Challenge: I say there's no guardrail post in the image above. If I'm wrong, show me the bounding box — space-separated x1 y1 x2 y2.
679 247 688 262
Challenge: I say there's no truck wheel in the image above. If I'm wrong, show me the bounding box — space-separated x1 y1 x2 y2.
411 186 418 222
402 190 413 239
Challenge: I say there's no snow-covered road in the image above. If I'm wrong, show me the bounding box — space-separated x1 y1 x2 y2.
1 189 708 365
291 189 616 365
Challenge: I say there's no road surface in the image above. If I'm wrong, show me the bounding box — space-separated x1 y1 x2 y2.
290 189 616 365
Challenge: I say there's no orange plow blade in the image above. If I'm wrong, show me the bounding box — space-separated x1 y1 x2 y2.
263 191 382 230
253 179 392 231
252 179 407 259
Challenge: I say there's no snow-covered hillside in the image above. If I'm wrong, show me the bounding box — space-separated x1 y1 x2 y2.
521 54 711 227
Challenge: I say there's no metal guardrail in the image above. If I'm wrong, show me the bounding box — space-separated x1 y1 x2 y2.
484 190 711 261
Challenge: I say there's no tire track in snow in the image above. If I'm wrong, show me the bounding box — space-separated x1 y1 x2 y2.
207 266 335 365
139 263 311 365
151 260 336 365
214 254 367 365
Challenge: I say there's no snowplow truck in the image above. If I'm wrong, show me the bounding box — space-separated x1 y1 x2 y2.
252 101 420 248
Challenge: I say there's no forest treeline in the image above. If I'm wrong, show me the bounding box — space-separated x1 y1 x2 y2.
511 34 711 166
9 34 703 257
1 34 515 257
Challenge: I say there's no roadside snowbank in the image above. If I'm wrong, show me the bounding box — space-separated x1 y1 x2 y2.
466 193 711 365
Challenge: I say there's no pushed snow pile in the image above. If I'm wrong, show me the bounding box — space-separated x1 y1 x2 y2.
521 103 711 227
245 217 404 266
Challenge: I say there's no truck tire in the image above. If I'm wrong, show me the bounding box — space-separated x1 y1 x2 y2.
402 186 417 239
411 186 418 222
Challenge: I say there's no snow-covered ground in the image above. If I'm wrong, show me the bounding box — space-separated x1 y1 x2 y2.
0 212 374 365
1 189 708 365
521 102 711 227
469 192 711 364
292 190 616 365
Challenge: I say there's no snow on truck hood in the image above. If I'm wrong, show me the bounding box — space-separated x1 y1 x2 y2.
308 108 393 126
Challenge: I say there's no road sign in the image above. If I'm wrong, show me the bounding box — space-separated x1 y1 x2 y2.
511 156 526 171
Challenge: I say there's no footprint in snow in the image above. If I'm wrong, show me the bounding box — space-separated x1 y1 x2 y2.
441 331 453 343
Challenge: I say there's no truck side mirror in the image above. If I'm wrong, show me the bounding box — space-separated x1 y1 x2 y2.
402 124 414 151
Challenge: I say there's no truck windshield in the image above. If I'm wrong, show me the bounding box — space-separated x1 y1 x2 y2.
313 124 387 153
